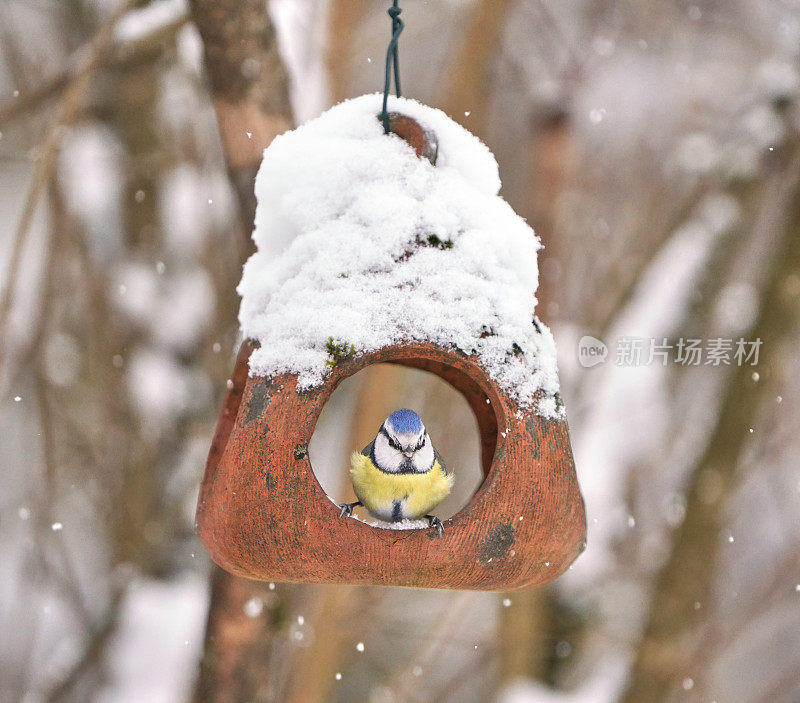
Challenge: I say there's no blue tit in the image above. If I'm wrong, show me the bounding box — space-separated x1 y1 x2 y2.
339 408 453 535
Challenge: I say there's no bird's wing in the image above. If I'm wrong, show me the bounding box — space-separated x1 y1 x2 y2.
361 439 375 458
434 447 449 475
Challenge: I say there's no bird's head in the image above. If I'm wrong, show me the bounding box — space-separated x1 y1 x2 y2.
373 408 435 473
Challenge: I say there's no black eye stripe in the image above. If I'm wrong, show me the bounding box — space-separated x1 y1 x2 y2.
380 427 402 450
381 426 426 452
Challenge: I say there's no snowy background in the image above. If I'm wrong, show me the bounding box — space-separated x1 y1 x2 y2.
1 1 800 702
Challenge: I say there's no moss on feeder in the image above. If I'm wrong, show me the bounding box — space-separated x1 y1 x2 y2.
325 337 356 365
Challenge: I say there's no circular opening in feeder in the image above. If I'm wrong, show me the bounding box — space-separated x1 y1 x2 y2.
308 364 486 523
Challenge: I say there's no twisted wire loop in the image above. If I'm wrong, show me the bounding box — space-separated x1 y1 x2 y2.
381 0 404 134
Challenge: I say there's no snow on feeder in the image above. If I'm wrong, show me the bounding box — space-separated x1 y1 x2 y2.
196 94 586 590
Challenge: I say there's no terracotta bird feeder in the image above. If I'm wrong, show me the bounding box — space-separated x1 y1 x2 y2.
196 114 586 590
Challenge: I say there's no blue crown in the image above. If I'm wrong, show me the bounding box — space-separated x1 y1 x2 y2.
386 408 424 435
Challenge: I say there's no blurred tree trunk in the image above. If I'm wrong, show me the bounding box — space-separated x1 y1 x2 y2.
280 585 360 703
526 110 574 318
106 40 163 569
193 570 285 703
327 0 371 102
187 2 294 701
279 365 404 702
439 0 516 137
437 1 572 689
620 154 800 703
498 589 552 682
498 109 576 685
189 0 292 253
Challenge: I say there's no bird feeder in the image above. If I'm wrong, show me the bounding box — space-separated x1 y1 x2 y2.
196 111 586 590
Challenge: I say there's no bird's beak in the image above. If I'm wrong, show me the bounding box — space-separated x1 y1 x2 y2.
403 451 413 458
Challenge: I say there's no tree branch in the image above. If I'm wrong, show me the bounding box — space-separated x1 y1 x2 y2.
188 0 292 237
186 2 295 700
0 0 138 384
0 14 189 128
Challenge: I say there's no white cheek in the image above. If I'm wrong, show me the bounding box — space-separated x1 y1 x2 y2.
414 442 435 472
374 434 403 472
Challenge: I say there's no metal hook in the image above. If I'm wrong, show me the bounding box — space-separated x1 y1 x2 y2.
381 0 404 134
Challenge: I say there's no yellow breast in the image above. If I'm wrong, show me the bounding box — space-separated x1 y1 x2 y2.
349 452 454 522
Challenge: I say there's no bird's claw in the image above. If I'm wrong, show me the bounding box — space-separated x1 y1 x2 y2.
339 502 360 518
427 515 444 536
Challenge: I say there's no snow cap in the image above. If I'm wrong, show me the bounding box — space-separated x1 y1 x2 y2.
238 93 562 416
